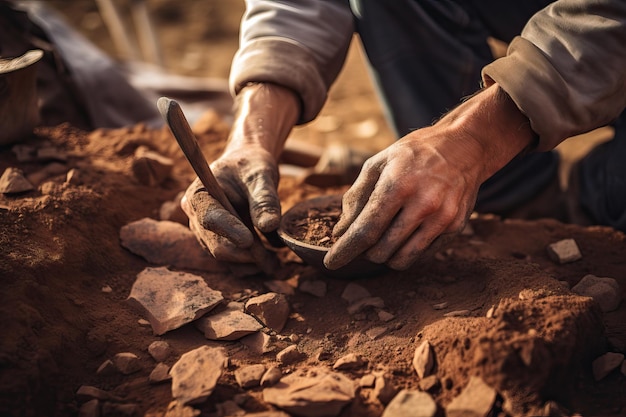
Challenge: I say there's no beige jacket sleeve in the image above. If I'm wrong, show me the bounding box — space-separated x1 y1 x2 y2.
229 0 354 124
482 0 626 151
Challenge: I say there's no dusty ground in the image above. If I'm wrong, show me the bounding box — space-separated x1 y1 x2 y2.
1 1 625 416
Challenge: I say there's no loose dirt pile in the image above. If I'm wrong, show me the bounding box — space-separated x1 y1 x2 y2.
1 116 624 417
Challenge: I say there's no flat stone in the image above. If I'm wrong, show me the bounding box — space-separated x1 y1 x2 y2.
245 292 290 333
149 363 172 384
445 376 496 417
366 326 388 340
412 340 434 379
341 283 371 304
127 267 224 335
572 274 621 312
443 310 471 317
347 297 385 315
163 401 200 417
299 280 327 297
170 346 227 405
276 344 305 365
148 341 172 362
240 331 273 354
374 374 398 405
96 359 117 377
78 399 100 417
418 375 440 393
432 302 449 310
359 374 376 388
131 146 174 186
546 238 582 264
196 302 263 341
377 310 395 322
66 168 82 185
120 218 226 272
261 366 282 387
235 364 266 388
0 167 33 194
112 352 142 375
382 390 437 417
333 353 366 371
592 352 625 381
216 400 245 416
263 367 355 417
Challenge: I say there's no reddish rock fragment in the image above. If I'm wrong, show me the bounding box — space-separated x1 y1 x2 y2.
170 346 227 405
245 292 290 333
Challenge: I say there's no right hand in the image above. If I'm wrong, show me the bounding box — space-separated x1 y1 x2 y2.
182 82 300 276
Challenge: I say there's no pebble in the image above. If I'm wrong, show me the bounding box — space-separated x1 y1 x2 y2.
66 168 82 185
148 341 172 362
263 367 355 417
0 167 33 194
170 346 227 405
445 376 496 417
341 283 371 304
374 374 398 405
332 353 365 371
443 310 471 317
299 280 327 297
366 326 388 340
571 274 621 312
127 267 224 335
377 310 395 322
347 297 385 315
418 375 441 393
240 331 273 354
78 399 100 417
96 359 117 377
412 340 434 379
101 286 112 293
432 302 449 310
131 146 173 186
245 292 290 333
359 374 376 388
276 345 304 365
163 401 200 417
382 390 437 417
137 319 151 327
261 366 283 387
235 364 266 389
112 352 142 375
546 238 582 264
120 218 226 272
196 302 263 341
149 363 172 384
592 352 625 381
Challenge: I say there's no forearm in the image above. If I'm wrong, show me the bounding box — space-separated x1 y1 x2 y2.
224 83 300 159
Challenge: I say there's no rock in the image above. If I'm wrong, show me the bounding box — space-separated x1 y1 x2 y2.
347 297 385 315
101 403 138 417
76 385 122 403
571 274 621 312
432 302 449 310
365 326 388 340
120 218 226 272
263 367 355 417
216 400 245 416
235 364 266 388
382 390 437 417
359 374 376 388
264 280 296 296
276 345 304 365
261 366 282 387
170 346 227 405
127 267 224 335
66 168 82 185
300 280 327 297
78 399 100 417
96 359 117 377
163 401 200 417
196 302 263 341
0 167 33 193
377 310 395 322
445 376 496 417
546 238 582 264
245 292 290 333
131 146 173 186
101 285 113 293
149 363 172 384
341 283 371 304
592 352 625 381
418 375 440 393
240 331 273 354
373 374 398 405
412 341 434 379
333 353 365 371
112 352 142 375
148 341 172 362
138 319 151 327
443 310 471 317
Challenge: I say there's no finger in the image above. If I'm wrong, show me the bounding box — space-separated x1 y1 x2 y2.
191 191 254 248
365 206 425 264
187 212 257 263
332 158 381 237
242 166 282 233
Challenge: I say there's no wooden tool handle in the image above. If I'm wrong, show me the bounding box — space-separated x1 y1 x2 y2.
157 97 237 216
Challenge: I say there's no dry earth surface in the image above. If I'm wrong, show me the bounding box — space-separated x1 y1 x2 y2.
1 1 625 417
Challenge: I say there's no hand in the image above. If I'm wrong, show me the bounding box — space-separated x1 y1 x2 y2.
182 82 300 276
323 84 536 270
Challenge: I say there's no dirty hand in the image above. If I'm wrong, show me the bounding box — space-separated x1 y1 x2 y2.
323 84 537 271
182 82 300 276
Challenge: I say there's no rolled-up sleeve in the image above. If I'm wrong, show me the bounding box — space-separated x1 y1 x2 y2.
230 0 354 124
482 0 626 151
